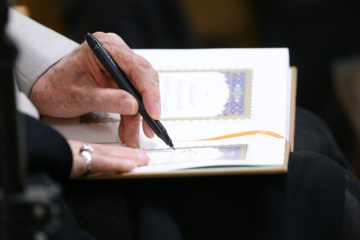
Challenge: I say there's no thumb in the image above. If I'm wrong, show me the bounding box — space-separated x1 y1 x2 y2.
88 88 139 114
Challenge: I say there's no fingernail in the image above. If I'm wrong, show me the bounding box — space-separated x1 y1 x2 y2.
132 134 140 148
119 98 136 114
135 149 150 164
154 101 161 119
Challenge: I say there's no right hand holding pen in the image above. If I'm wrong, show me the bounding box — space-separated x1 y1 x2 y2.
29 32 161 148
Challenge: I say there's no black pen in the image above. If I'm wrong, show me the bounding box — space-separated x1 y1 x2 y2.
84 33 174 150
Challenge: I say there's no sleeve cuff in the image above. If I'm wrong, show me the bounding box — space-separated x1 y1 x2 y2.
6 9 79 95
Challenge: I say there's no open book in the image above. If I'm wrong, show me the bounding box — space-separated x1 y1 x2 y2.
44 48 296 178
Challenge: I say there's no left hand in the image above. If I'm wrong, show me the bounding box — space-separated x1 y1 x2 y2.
68 140 150 178
29 32 161 148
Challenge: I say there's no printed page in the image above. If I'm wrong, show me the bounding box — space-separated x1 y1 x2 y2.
137 48 290 149
133 135 286 172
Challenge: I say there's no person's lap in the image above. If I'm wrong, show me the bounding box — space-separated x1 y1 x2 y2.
64 107 359 240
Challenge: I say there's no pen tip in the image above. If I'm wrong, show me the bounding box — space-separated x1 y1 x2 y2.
168 142 175 150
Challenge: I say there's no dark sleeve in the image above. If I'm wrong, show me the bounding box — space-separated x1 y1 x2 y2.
22 113 73 182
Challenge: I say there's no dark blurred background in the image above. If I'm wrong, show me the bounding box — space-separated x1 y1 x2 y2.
12 0 360 168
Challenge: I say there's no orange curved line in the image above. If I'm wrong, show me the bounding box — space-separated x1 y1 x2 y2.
198 130 284 141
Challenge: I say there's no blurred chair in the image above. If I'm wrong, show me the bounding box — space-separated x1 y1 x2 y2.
333 57 360 178
12 5 29 16
13 0 68 36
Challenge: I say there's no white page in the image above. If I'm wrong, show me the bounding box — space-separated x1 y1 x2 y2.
133 135 286 172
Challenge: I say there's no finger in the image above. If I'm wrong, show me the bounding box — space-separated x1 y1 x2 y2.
87 88 139 115
92 32 161 120
121 114 142 148
118 117 126 143
90 145 150 173
142 80 161 120
126 54 161 120
69 140 148 178
142 118 155 139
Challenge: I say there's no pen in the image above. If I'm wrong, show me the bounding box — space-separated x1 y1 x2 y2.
84 32 174 150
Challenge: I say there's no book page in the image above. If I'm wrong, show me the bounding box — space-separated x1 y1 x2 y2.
137 48 290 148
133 136 286 173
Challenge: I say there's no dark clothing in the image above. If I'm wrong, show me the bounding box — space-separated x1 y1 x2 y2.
24 113 72 182
12 112 360 240
129 152 345 240
3 107 355 240
25 174 96 240
253 0 360 159
63 108 360 240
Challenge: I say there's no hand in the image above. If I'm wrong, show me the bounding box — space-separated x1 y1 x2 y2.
68 140 150 178
29 32 161 148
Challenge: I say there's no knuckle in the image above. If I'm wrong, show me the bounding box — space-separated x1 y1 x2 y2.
130 116 142 126
152 69 160 84
92 31 107 40
107 32 124 42
133 54 151 69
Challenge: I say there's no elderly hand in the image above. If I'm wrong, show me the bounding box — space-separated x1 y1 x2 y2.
29 32 160 148
68 140 149 178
